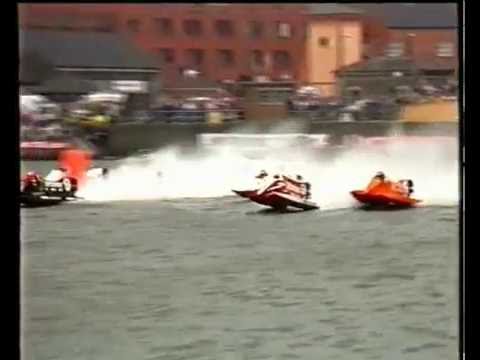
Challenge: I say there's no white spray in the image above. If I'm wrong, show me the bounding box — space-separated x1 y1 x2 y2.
79 128 459 210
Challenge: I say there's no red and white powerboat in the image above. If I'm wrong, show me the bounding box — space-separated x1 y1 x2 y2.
233 174 319 211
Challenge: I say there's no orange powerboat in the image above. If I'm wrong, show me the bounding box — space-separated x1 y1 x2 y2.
351 174 421 208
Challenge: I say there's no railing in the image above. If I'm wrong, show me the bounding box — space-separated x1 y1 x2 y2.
117 107 402 124
288 102 402 122
288 109 401 122
120 109 245 124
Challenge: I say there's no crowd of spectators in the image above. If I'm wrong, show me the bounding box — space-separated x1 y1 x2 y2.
286 79 458 122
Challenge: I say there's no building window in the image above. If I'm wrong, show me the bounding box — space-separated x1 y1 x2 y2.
215 20 234 37
94 22 116 33
251 50 265 68
27 24 49 30
186 49 204 67
318 37 330 47
277 22 292 39
249 21 264 39
183 19 203 36
95 24 115 32
127 19 140 33
385 42 404 57
56 15 77 31
273 51 291 69
217 49 235 67
25 19 51 30
153 18 174 36
93 15 118 32
436 43 454 57
158 48 175 64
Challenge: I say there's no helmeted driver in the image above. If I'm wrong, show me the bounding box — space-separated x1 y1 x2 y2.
406 179 414 196
293 174 311 199
256 170 268 179
26 171 40 181
399 179 414 197
374 171 386 181
24 171 44 192
367 171 387 190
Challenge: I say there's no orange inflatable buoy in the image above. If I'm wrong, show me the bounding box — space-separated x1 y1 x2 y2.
58 149 92 187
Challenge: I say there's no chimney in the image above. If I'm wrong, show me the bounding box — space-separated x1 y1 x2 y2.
406 33 416 59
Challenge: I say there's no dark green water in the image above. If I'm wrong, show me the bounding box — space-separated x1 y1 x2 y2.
21 188 459 359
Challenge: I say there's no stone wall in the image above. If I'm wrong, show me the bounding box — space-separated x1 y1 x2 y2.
106 120 459 156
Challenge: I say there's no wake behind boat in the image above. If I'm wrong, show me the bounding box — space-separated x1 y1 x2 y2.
20 191 79 208
232 171 319 211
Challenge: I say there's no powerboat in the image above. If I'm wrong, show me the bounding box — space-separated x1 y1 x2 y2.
233 173 319 211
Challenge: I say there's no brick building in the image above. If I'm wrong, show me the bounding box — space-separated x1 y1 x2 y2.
302 4 363 95
19 4 308 83
354 3 458 74
18 3 458 93
19 4 368 87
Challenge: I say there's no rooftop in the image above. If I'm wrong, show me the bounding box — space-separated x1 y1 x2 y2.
336 55 457 73
351 3 458 28
19 30 159 70
306 3 363 16
39 72 97 94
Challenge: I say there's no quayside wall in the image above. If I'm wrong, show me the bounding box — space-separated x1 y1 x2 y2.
105 120 459 157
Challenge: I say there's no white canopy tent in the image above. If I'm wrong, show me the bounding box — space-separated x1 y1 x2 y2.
82 92 126 103
20 95 60 121
20 95 49 112
296 86 322 97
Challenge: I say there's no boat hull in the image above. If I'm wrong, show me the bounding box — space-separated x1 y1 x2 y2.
351 190 420 208
233 189 319 211
20 192 65 207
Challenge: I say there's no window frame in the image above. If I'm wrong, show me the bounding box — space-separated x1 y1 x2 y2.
153 17 174 36
217 49 235 67
276 22 292 39
273 50 292 69
158 48 176 65
186 48 205 67
56 14 78 31
126 19 141 33
251 50 266 69
183 19 203 37
318 37 330 48
214 19 235 38
249 20 264 39
385 42 405 57
436 42 454 58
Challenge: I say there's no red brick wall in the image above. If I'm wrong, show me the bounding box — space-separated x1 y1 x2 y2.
388 29 457 61
361 16 457 66
19 4 307 82
361 17 390 58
